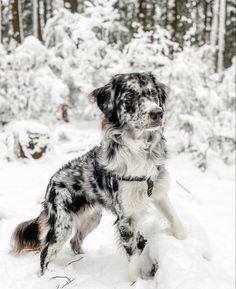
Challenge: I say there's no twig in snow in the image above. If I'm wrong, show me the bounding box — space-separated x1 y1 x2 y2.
61 278 75 289
175 180 192 194
51 276 75 289
130 281 136 286
52 276 71 280
67 256 84 266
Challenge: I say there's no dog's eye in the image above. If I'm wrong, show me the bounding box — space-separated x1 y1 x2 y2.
150 89 157 96
127 91 139 100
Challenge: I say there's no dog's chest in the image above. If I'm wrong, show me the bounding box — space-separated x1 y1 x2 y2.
118 181 150 216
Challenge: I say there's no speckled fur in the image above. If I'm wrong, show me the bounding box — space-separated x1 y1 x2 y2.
11 73 186 280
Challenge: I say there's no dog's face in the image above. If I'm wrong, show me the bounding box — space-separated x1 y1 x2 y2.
91 73 167 130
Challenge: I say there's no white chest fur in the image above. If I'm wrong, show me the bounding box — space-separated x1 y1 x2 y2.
119 181 150 217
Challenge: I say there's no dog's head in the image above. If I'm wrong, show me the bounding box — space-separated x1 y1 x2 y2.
91 73 168 130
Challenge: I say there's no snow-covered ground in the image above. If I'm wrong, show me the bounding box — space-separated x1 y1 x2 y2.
0 121 235 289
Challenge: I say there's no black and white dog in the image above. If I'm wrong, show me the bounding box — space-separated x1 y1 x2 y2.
11 72 186 280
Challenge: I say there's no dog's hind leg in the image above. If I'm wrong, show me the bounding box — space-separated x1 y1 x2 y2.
40 205 73 274
70 205 102 254
40 185 74 274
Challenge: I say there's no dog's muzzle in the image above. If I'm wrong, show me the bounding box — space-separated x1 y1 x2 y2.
149 109 163 122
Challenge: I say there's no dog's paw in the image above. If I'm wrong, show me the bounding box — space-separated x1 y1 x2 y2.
171 223 187 240
70 239 84 255
140 261 159 280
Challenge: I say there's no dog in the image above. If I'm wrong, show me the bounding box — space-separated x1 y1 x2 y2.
11 72 186 280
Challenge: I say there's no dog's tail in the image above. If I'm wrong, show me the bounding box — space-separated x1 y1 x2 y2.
11 206 48 253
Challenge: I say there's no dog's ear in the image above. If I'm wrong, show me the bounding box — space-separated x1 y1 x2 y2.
90 82 115 118
158 83 168 109
149 73 168 109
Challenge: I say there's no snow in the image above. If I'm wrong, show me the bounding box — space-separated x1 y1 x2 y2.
0 121 234 289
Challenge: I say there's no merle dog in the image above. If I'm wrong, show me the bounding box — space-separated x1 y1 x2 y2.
11 72 186 280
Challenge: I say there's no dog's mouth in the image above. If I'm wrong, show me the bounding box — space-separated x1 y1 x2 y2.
147 120 162 130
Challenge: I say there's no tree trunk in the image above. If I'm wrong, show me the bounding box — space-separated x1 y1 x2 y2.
0 0 2 43
138 0 147 31
168 0 177 42
37 0 42 41
204 0 213 44
18 0 24 41
211 0 220 46
11 0 21 43
43 0 47 25
70 0 78 13
62 104 69 122
64 0 77 13
218 0 226 72
33 0 38 38
47 0 53 19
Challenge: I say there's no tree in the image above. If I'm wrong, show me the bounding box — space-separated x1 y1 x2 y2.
37 0 42 41
167 0 177 42
43 0 52 25
11 0 22 43
224 0 236 68
33 0 42 40
204 0 213 43
211 0 219 46
218 0 226 72
64 0 78 13
138 0 147 31
0 0 2 43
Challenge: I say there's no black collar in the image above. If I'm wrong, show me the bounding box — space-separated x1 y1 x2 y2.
114 174 154 197
94 161 154 197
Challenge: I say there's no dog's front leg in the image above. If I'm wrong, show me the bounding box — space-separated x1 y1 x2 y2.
151 168 187 240
116 216 141 281
152 194 187 240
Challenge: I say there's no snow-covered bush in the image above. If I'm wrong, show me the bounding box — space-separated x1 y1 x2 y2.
123 28 172 71
0 37 69 125
43 8 126 118
165 46 235 170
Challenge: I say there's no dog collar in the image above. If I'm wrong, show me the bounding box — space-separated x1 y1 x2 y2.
94 161 154 197
112 175 154 197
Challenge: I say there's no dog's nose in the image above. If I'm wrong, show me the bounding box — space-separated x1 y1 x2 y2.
149 110 163 121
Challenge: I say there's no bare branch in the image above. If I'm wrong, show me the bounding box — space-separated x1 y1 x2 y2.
62 278 75 289
51 276 76 289
175 180 192 194
67 256 84 266
51 276 72 282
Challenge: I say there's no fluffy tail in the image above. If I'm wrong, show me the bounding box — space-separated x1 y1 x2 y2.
11 207 48 253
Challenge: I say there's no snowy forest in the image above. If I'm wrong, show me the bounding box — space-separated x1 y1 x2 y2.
0 1 235 289
0 0 235 168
